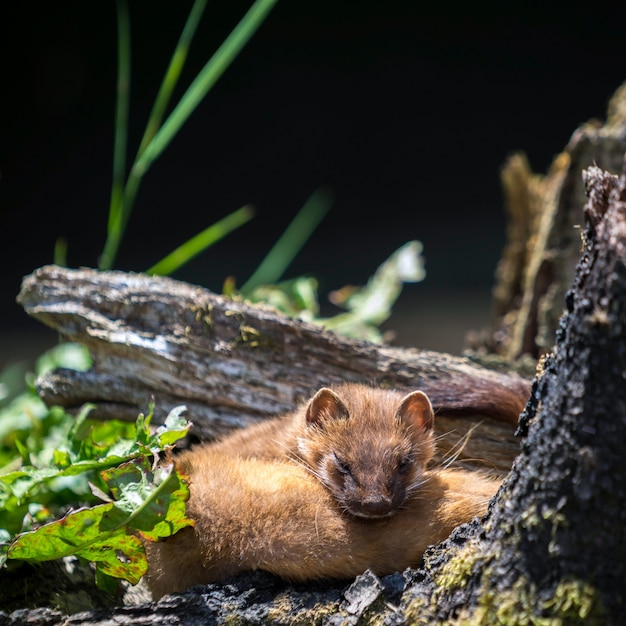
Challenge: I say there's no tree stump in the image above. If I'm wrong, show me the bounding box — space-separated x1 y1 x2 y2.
482 80 626 361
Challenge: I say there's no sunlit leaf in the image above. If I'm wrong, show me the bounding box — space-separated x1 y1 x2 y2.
156 405 190 447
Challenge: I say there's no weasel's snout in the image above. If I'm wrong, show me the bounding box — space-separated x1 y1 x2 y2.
349 495 395 519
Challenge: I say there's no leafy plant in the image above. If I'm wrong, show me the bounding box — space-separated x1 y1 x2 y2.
97 0 278 272
0 370 193 592
246 240 425 342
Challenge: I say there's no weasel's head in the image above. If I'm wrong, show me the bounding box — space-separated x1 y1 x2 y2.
296 386 435 520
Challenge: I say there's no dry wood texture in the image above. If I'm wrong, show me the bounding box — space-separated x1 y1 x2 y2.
481 81 626 360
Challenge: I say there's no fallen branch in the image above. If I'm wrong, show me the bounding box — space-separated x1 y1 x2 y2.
17 266 530 471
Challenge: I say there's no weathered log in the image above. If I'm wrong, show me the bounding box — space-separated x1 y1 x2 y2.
479 80 626 360
16 265 529 472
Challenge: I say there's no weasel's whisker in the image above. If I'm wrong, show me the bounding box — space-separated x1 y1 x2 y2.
437 422 483 469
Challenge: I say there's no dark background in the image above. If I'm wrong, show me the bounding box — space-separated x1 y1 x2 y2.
2 1 625 367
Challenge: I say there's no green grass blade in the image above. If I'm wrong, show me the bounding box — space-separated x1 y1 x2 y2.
53 237 68 267
137 0 208 157
134 0 279 175
99 0 277 272
103 0 208 270
146 204 255 276
241 188 333 293
103 0 131 271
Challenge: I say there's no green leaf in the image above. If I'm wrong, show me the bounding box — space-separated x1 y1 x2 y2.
8 503 113 561
100 457 192 540
53 449 72 469
36 343 92 378
6 456 192 585
136 0 209 158
95 566 123 595
0 544 8 569
134 0 279 175
247 277 320 322
146 205 254 276
156 405 191 447
7 503 147 584
81 533 147 584
100 0 278 271
241 188 333 293
102 0 132 271
0 482 29 537
320 240 425 341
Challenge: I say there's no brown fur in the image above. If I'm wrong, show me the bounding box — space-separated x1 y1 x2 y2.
143 384 503 598
144 449 501 599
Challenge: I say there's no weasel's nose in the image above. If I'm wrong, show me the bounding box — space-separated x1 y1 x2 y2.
355 496 394 519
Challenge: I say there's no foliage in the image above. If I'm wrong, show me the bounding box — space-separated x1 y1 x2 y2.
246 240 425 343
99 0 277 272
0 347 193 591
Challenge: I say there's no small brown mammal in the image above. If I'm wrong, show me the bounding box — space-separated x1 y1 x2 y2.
143 384 504 598
144 449 501 599
208 384 436 519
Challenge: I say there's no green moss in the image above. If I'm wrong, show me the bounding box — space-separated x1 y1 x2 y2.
455 574 604 626
264 592 341 625
190 303 214 331
433 540 486 592
543 579 600 622
238 324 263 347
406 531 605 626
519 503 542 529
236 324 281 352
402 595 433 626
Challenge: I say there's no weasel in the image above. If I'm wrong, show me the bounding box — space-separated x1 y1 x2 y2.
205 384 437 520
143 383 515 596
144 449 501 599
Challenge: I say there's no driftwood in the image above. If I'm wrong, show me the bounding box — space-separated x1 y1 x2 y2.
16 266 530 473
3 155 626 626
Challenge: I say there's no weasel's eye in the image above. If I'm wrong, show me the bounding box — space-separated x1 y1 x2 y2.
397 457 412 474
333 454 351 476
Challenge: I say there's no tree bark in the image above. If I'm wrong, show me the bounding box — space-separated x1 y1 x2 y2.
480 80 626 361
402 159 626 624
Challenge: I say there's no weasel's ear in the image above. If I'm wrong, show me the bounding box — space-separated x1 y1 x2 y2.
395 390 434 432
305 388 350 427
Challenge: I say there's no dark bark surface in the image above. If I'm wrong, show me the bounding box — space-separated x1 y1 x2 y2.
409 161 626 624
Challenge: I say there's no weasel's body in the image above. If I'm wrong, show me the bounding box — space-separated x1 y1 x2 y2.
143 384 507 597
144 450 501 599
